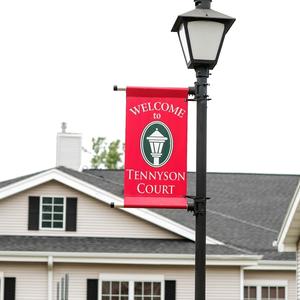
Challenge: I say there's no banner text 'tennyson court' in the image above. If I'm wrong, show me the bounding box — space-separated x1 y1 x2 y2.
126 169 186 182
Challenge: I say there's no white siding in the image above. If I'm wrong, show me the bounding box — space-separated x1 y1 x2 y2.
0 263 192 300
53 264 241 300
244 270 296 300
206 267 241 300
0 262 48 300
0 262 260 300
0 180 179 239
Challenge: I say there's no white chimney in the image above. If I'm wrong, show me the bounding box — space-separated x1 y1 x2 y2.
56 122 82 170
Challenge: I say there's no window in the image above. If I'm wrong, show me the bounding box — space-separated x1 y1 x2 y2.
134 282 161 300
244 281 287 300
29 196 77 232
99 275 164 300
40 196 65 229
102 281 129 300
261 286 285 300
244 286 257 300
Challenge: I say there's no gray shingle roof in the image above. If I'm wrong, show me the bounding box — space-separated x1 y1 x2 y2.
0 169 48 189
0 235 247 255
81 169 299 260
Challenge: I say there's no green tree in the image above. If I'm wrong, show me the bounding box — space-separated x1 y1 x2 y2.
90 137 123 169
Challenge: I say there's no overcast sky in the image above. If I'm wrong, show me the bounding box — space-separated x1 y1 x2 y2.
0 0 299 181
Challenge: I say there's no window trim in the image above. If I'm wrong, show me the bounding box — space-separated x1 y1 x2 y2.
99 274 165 300
244 280 288 300
0 272 3 300
39 195 66 231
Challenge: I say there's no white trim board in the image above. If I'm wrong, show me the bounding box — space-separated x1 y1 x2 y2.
244 260 296 271
99 273 164 281
0 272 3 300
0 168 223 245
244 280 288 286
277 180 300 252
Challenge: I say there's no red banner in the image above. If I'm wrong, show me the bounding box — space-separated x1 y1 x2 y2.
124 87 188 209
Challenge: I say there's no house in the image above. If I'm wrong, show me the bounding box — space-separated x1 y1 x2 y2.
0 129 299 300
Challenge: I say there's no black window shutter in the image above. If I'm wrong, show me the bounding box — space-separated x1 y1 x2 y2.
87 279 98 300
28 196 40 230
66 197 77 231
4 277 16 300
165 280 176 300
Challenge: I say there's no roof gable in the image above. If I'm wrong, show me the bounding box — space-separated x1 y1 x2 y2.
0 167 222 244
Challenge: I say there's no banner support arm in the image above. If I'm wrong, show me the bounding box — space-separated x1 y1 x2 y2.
113 85 195 95
110 202 124 209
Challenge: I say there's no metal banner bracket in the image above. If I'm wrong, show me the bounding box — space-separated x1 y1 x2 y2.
185 195 210 216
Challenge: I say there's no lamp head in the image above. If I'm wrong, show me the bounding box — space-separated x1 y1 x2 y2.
172 2 235 69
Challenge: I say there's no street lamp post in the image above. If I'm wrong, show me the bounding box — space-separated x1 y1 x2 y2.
171 1 235 300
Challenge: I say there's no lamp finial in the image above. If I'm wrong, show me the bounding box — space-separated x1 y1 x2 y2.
194 0 211 9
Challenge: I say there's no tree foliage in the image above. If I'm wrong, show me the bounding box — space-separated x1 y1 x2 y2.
90 137 123 169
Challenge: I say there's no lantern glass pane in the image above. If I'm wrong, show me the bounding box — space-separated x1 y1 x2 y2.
187 21 224 61
179 24 191 65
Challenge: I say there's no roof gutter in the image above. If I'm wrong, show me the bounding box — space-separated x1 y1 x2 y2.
0 251 261 266
244 259 296 271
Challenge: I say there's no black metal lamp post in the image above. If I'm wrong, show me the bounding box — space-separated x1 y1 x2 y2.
171 1 235 300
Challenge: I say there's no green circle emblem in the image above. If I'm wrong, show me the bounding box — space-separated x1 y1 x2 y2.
140 121 173 168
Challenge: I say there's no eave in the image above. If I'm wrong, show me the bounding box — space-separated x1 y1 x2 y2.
0 251 260 266
277 180 300 252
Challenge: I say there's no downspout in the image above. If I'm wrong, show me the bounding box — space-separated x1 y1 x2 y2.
48 256 54 300
240 267 244 300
